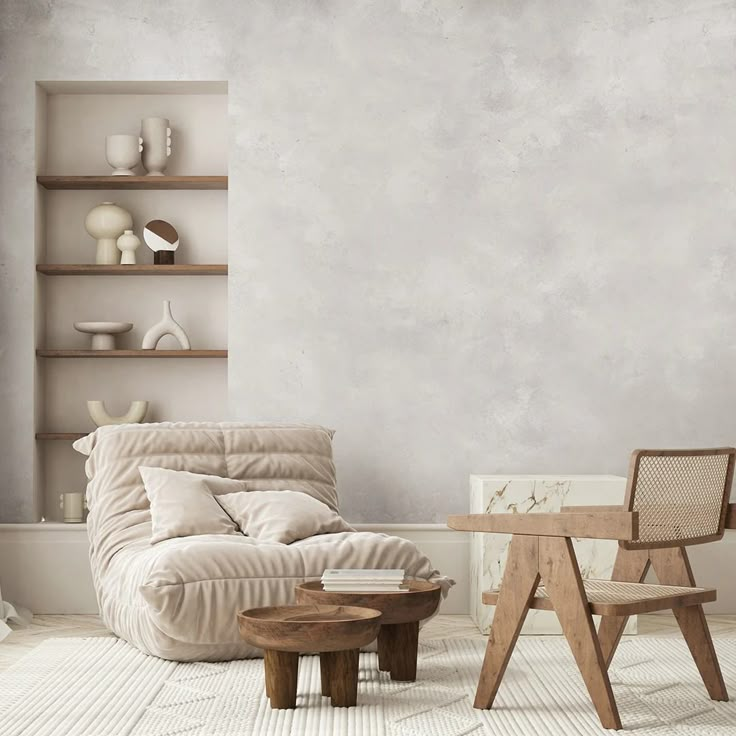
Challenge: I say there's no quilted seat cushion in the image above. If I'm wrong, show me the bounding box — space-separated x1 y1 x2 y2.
128 530 439 658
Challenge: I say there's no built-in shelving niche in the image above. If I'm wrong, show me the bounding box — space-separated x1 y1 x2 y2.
35 80 229 521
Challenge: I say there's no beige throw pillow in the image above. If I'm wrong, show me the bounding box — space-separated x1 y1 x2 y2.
216 490 354 544
139 466 247 544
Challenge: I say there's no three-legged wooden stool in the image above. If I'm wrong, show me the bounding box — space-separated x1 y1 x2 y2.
238 604 381 708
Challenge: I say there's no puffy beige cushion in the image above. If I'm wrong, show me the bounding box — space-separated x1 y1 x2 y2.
217 490 355 544
139 466 246 544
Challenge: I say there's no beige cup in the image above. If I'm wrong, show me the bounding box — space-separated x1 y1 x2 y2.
105 134 142 176
59 492 86 523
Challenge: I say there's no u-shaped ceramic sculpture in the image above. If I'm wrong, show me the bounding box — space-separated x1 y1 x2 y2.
142 300 190 350
87 400 149 427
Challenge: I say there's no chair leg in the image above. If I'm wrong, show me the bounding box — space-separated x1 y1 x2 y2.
672 604 728 701
540 536 622 730
598 547 650 667
598 615 629 670
648 546 696 587
473 534 540 710
650 547 728 701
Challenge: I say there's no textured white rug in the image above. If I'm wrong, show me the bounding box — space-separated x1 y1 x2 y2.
1 636 735 735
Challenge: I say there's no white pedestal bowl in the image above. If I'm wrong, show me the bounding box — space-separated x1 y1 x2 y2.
73 322 133 350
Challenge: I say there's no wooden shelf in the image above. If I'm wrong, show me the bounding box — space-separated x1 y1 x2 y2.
36 264 228 275
37 175 227 190
36 433 87 441
37 349 228 358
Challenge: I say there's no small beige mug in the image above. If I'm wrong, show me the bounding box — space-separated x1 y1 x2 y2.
59 492 86 523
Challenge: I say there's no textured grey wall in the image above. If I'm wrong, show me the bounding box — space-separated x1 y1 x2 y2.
2 1 735 522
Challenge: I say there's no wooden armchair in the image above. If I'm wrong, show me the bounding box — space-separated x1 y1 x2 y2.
448 448 736 730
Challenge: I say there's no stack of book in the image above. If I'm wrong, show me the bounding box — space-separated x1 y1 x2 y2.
321 569 406 593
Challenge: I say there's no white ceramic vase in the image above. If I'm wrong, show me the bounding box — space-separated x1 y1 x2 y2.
142 300 190 349
141 117 171 176
85 202 133 264
117 229 141 265
105 134 142 176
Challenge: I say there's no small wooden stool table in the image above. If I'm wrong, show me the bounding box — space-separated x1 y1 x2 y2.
238 604 381 709
295 580 441 682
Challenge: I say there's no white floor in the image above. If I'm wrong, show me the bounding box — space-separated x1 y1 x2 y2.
3 631 736 735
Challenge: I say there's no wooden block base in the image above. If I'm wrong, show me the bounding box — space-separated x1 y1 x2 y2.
377 621 420 681
264 650 298 709
320 650 361 706
154 251 175 265
264 648 361 709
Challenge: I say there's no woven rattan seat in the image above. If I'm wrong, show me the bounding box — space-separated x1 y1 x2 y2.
482 579 716 616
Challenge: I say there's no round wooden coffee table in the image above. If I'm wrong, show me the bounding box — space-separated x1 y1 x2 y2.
295 580 441 682
238 604 381 709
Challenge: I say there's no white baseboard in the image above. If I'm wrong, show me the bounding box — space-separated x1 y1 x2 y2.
0 522 470 616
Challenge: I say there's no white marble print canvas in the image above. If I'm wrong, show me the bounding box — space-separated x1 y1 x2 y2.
468 475 633 634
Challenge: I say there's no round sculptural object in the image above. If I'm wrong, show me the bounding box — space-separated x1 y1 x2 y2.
144 219 179 265
105 134 142 176
85 202 133 265
87 400 148 427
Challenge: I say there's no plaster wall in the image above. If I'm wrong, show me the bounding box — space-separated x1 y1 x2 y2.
1 1 735 523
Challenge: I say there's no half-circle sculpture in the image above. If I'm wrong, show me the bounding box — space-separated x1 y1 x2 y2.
87 400 149 427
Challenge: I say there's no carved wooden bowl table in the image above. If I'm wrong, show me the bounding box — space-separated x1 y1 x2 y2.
295 580 441 682
238 604 382 709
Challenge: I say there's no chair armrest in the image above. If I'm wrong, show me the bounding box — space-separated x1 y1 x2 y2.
561 505 624 513
446 511 638 540
726 503 736 530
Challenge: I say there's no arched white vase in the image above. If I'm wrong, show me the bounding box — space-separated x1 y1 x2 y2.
142 300 190 350
87 400 149 427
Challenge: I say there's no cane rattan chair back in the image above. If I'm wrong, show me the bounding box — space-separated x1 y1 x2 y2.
621 448 736 550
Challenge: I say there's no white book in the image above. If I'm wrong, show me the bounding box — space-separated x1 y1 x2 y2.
322 569 404 579
322 584 408 593
322 581 404 587
321 577 405 584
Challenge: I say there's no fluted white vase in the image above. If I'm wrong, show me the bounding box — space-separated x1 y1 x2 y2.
141 117 171 176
